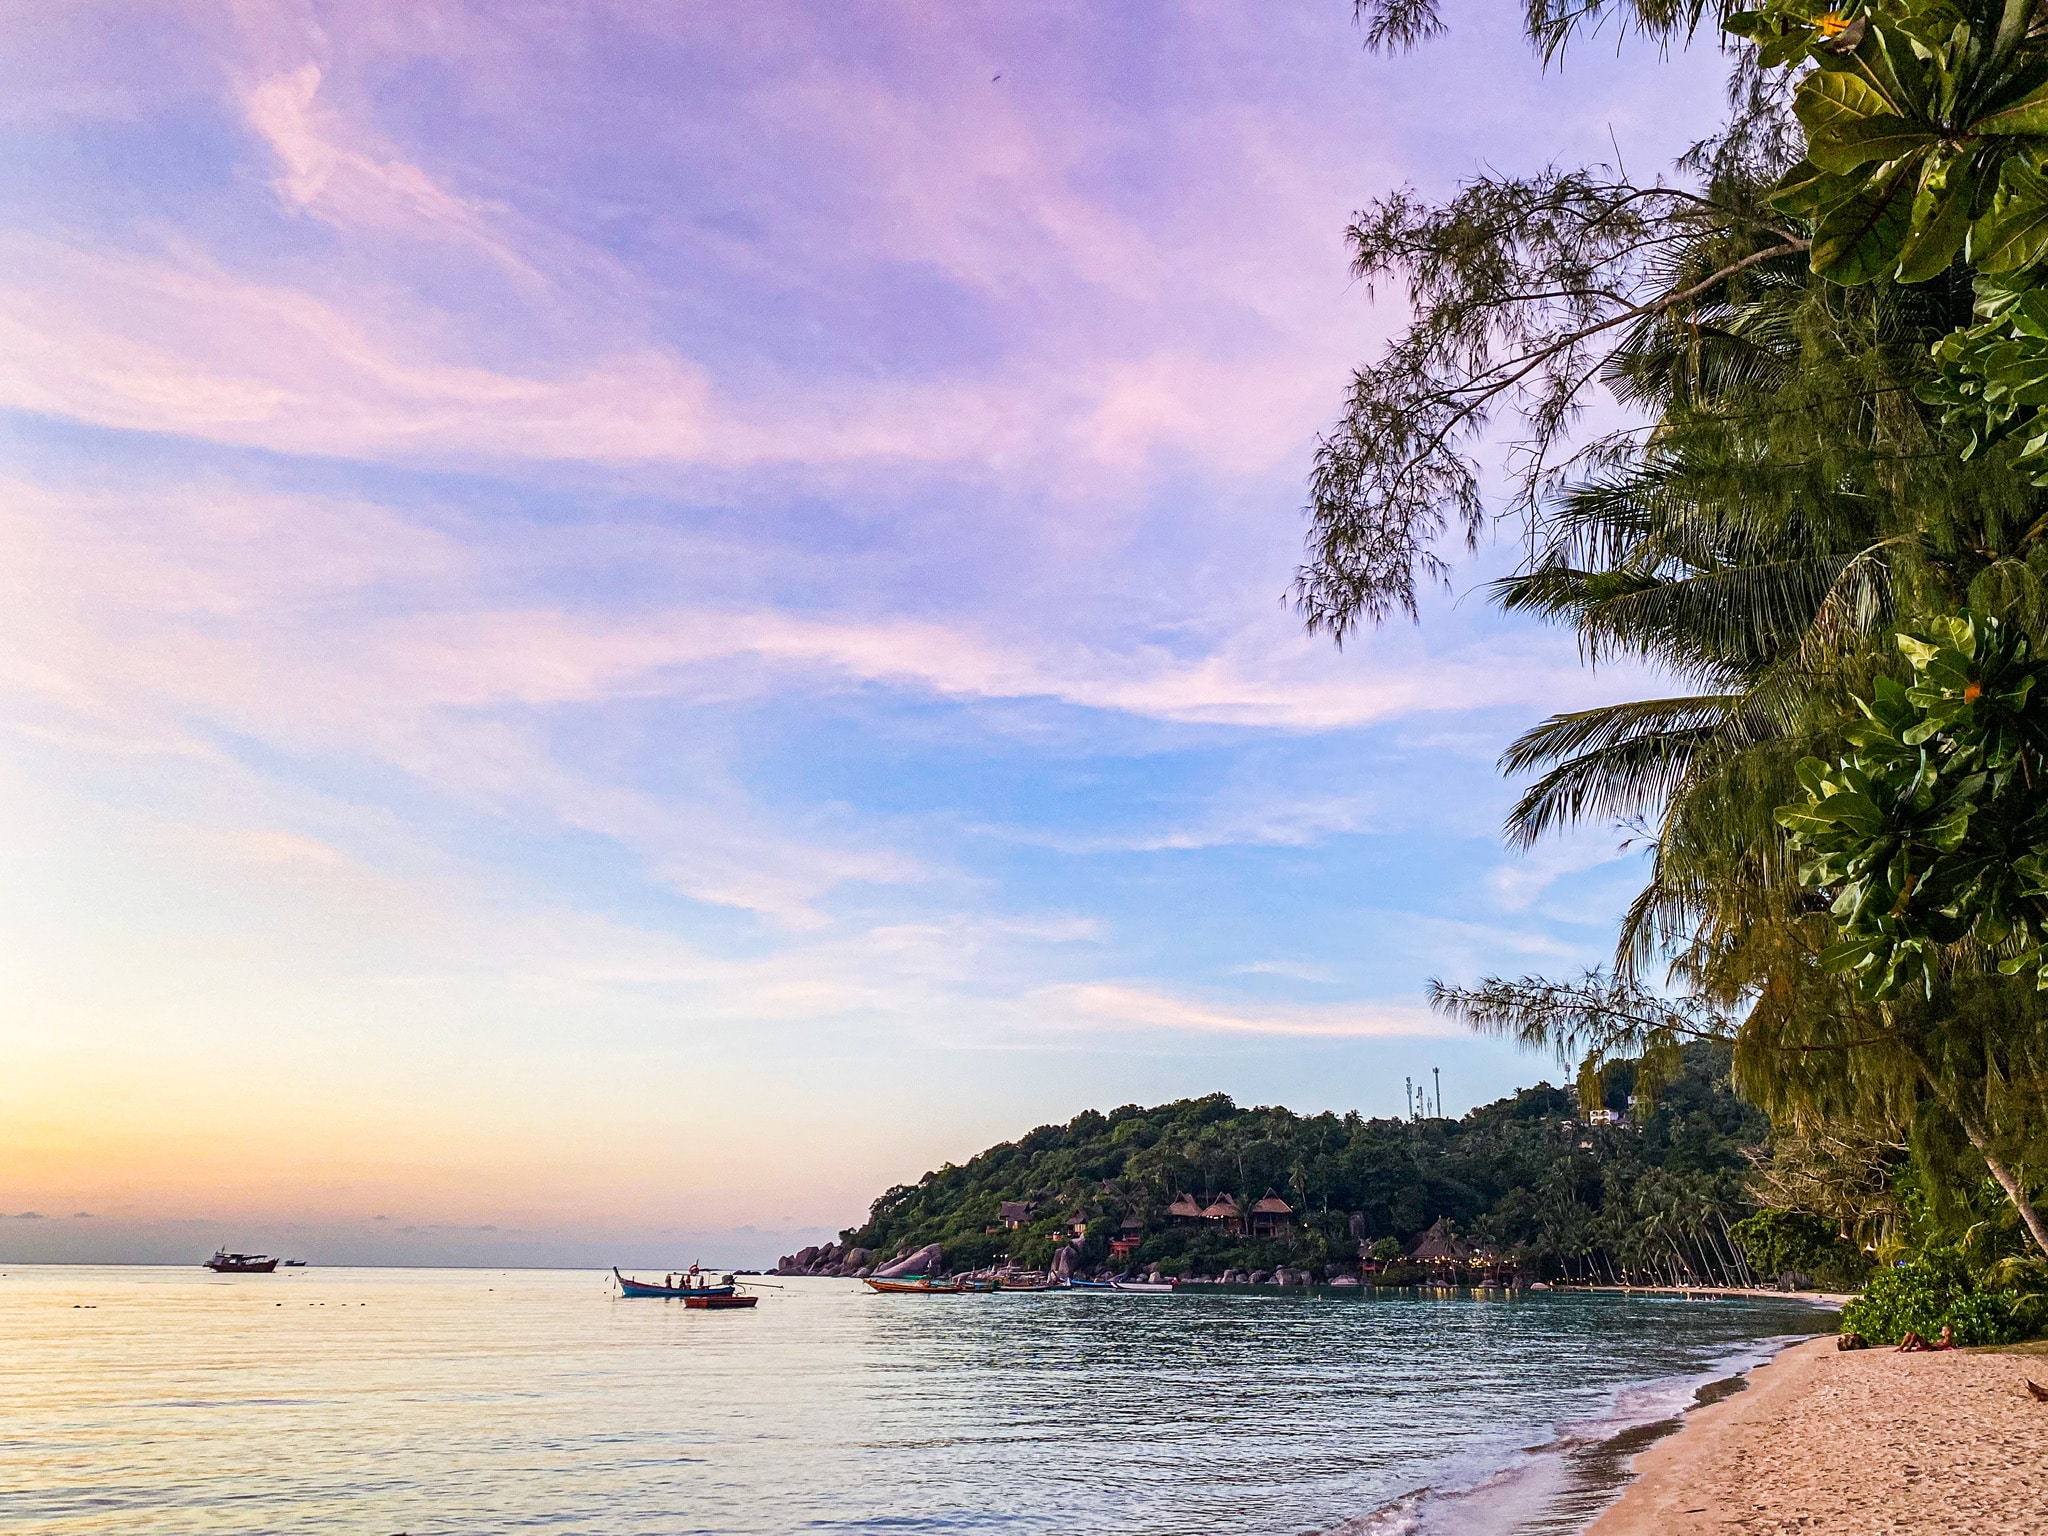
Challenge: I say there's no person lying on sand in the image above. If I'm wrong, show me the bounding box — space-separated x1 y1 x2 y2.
1838 1331 1868 1351
1896 1326 1956 1352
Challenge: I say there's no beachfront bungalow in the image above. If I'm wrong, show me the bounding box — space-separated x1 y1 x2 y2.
1249 1190 1296 1238
1407 1217 1477 1276
1167 1193 1207 1225
999 1200 1039 1230
1200 1193 1243 1234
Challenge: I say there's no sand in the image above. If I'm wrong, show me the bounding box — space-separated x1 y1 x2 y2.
1588 1335 2048 1535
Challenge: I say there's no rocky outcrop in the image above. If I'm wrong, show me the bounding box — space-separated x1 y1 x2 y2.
873 1241 945 1278
773 1241 878 1277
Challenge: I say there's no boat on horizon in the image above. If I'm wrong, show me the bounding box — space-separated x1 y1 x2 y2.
613 1266 739 1298
204 1249 279 1273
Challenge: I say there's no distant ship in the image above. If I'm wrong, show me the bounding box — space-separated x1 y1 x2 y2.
205 1249 279 1273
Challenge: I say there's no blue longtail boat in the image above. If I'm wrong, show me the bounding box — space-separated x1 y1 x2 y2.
613 1267 738 1298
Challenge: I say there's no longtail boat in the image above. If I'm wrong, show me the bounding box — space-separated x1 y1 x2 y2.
863 1275 964 1294
205 1249 278 1273
1110 1278 1179 1293
614 1266 738 1298
684 1293 758 1309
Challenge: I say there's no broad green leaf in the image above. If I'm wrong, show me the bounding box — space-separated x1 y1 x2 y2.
1898 151 1983 282
1820 935 1886 972
1974 77 2048 137
1768 158 1866 221
1974 155 2048 274
1811 115 1938 175
1719 9 1770 37
1794 63 1902 138
1812 155 1923 283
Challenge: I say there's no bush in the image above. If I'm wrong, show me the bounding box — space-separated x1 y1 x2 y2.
1729 1209 1872 1292
1839 1249 2028 1346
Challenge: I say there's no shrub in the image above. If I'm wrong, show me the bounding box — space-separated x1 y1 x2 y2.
1839 1249 2028 1346
1729 1209 1871 1292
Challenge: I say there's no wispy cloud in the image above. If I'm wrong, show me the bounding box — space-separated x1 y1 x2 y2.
1038 982 1451 1040
244 65 536 278
1487 831 1641 913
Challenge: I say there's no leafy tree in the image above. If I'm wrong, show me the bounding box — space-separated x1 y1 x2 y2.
1306 0 2048 1298
1728 1207 1873 1287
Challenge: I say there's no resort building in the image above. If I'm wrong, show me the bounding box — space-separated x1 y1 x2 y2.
1407 1217 1477 1276
999 1201 1038 1229
1166 1192 1207 1225
1248 1190 1296 1238
1199 1193 1243 1234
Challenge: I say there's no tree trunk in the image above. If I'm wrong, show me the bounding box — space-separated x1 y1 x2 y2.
1956 1106 2048 1261
1718 1214 1757 1288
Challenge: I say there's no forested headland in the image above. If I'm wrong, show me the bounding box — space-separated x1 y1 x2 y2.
841 1044 1871 1289
839 1048 1835 1286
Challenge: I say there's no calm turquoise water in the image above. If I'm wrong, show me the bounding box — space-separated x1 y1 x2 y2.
0 1267 1829 1535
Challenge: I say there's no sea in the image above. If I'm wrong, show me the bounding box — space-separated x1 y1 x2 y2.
0 1266 1832 1535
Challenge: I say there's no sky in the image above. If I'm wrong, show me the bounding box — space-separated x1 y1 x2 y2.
0 2 1733 1268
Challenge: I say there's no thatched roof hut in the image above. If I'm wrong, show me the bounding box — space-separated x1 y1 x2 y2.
1249 1188 1295 1236
1407 1216 1476 1265
999 1200 1038 1229
1167 1192 1206 1222
1200 1194 1243 1232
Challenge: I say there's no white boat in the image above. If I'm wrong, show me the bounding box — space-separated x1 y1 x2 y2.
1110 1279 1177 1293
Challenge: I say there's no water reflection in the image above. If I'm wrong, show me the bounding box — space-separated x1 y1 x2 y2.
0 1267 1828 1535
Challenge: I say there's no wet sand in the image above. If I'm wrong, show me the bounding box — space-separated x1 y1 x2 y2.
1589 1335 2048 1534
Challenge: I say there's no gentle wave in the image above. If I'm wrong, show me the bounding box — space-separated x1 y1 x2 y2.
1316 1331 1815 1536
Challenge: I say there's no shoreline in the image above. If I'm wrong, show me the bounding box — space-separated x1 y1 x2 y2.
1586 1334 2048 1534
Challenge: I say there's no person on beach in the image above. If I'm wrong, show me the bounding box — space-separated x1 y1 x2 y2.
1896 1326 1955 1352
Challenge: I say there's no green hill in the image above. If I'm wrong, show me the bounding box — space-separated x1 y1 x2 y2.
846 1044 1780 1283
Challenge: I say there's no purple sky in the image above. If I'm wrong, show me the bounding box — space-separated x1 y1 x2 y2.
0 2 1729 1266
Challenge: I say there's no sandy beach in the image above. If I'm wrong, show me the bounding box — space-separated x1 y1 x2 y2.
1590 1335 2048 1535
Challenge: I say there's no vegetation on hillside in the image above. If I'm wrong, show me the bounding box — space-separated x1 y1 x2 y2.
849 1044 1782 1283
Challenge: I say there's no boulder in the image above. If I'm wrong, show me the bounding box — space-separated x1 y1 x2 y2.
874 1242 945 1279
795 1246 821 1269
1051 1245 1076 1278
1330 1275 1361 1287
845 1247 872 1268
1249 1269 1272 1285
